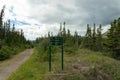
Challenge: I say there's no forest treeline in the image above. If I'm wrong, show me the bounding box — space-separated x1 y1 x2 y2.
36 18 120 60
0 6 32 60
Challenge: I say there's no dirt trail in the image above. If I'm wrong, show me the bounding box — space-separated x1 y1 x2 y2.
0 49 34 80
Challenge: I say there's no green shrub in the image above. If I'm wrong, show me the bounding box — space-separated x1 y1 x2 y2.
36 38 49 61
0 46 11 60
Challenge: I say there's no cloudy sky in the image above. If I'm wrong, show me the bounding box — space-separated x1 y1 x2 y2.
0 0 120 40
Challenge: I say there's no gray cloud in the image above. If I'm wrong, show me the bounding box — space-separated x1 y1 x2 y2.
75 0 120 25
3 0 118 40
28 0 120 26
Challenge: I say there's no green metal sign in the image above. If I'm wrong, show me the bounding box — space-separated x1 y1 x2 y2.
50 37 63 46
49 36 64 71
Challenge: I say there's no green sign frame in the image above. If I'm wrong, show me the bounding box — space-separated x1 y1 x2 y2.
49 36 64 71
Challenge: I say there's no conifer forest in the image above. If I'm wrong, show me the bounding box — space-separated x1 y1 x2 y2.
1 1 120 80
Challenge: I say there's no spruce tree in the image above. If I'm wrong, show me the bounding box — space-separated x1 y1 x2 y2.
74 31 79 49
92 23 97 50
82 24 92 49
67 29 71 38
96 24 103 51
0 5 5 28
58 23 62 36
0 6 5 39
106 18 120 58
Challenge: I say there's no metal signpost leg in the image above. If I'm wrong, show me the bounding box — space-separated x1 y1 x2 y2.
49 45 51 71
61 44 64 70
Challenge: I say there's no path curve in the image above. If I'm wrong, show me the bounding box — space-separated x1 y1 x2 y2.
0 49 34 80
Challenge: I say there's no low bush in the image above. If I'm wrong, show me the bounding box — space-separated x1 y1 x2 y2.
0 45 27 61
36 38 49 61
0 46 12 60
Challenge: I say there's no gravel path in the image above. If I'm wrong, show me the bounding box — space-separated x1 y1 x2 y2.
0 49 34 80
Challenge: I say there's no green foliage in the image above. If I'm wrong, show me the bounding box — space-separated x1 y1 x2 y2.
96 24 103 51
0 6 32 61
92 24 97 50
0 46 11 60
0 5 5 28
74 31 79 49
0 45 29 61
81 24 103 52
78 49 120 80
36 38 49 61
65 45 77 54
82 24 92 49
105 18 120 58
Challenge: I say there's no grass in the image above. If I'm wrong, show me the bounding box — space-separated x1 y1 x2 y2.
77 49 120 80
7 48 120 80
7 49 49 80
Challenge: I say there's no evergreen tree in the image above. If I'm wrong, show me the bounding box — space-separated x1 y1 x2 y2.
48 31 50 38
0 6 32 60
106 18 120 58
92 23 97 50
12 24 15 32
82 24 92 49
96 24 103 51
58 23 62 36
67 29 71 38
0 6 5 39
0 5 5 28
74 31 79 49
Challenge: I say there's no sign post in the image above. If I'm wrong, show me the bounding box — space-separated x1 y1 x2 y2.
61 43 64 70
49 44 51 71
49 36 64 71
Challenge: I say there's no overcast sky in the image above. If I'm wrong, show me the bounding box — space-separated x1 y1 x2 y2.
0 0 120 40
